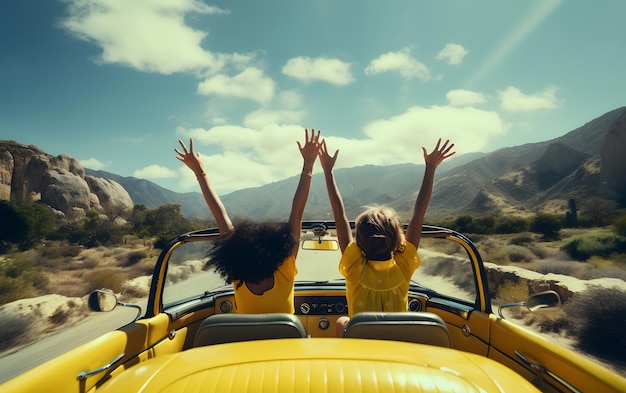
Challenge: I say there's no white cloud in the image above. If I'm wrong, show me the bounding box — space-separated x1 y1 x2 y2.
282 56 354 85
499 86 558 112
437 43 468 65
197 67 276 103
321 106 506 169
61 0 229 74
447 89 487 106
134 165 178 179
243 109 306 129
79 158 106 170
365 48 438 81
174 105 505 193
175 125 312 194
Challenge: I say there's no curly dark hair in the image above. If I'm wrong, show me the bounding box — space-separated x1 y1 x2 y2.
206 219 296 285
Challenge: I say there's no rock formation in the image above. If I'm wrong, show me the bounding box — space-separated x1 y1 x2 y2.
0 141 133 220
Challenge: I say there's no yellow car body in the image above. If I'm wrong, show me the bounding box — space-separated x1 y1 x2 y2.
2 223 625 392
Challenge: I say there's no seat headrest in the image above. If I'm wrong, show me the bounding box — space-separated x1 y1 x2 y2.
343 312 451 347
194 313 308 347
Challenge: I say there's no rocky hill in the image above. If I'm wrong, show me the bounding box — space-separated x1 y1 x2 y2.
428 106 626 218
0 142 133 220
2 106 625 222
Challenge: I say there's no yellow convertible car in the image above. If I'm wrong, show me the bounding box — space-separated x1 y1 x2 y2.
2 223 625 392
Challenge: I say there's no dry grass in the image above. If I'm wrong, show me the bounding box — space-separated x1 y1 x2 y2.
47 246 157 298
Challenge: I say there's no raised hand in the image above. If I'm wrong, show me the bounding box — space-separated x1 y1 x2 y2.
297 128 321 165
422 138 455 169
175 138 205 176
319 139 339 173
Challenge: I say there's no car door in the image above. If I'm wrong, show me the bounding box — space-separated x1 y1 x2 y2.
413 227 626 393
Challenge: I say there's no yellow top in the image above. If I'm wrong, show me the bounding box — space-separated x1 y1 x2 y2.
233 255 297 313
340 241 419 317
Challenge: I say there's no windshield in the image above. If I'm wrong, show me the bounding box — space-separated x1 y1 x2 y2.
162 229 478 308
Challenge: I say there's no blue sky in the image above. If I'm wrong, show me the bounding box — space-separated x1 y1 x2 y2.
1 0 625 195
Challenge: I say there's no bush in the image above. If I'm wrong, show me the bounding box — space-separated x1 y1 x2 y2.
565 287 626 365
38 246 82 259
0 257 48 306
508 235 534 246
120 250 148 267
531 214 562 240
612 214 626 237
501 244 536 262
561 234 626 261
495 279 529 304
88 270 125 294
495 217 529 234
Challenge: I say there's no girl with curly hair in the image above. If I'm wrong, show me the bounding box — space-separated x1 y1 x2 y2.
175 129 320 313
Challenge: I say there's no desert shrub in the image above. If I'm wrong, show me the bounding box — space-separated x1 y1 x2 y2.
613 214 626 237
0 313 35 351
38 246 82 259
419 257 475 293
526 243 550 259
120 250 148 267
561 234 626 261
127 258 156 277
495 279 529 304
0 257 48 305
531 214 562 240
481 247 511 265
508 235 534 246
494 217 529 234
88 270 125 294
153 236 171 250
565 287 626 365
501 244 536 262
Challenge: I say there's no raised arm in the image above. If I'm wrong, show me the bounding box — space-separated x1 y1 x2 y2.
405 138 455 248
288 129 320 257
319 139 352 253
175 138 234 235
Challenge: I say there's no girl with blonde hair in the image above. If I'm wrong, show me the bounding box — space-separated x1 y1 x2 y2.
319 137 455 335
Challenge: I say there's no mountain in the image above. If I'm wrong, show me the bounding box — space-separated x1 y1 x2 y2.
84 169 208 219
425 106 626 218
4 107 626 223
90 106 626 221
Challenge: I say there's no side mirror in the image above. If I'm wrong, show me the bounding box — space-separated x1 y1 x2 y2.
498 290 561 319
525 290 561 312
88 289 143 321
88 290 118 312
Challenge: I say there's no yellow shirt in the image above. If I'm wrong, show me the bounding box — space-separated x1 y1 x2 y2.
233 255 298 314
340 241 419 317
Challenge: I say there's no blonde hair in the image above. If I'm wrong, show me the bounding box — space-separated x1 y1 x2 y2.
355 206 404 261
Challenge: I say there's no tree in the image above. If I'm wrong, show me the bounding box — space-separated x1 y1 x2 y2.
0 201 28 252
581 197 618 226
129 204 149 234
531 214 562 239
144 204 195 241
0 201 56 251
